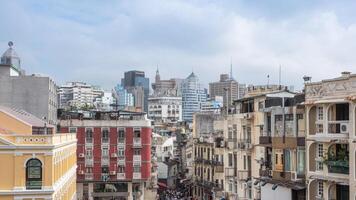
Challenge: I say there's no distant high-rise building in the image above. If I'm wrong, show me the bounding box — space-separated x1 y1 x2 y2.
209 73 246 108
151 69 182 96
121 70 149 112
58 81 104 109
181 72 207 122
0 42 58 124
114 84 134 109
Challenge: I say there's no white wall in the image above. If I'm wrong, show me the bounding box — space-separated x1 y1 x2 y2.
261 183 291 200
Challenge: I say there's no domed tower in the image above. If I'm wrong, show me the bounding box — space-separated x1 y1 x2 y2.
1 41 21 73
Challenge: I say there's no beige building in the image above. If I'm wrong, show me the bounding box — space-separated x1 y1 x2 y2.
0 106 77 200
305 72 356 200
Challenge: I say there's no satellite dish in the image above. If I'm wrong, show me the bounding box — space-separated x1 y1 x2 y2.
8 41 13 47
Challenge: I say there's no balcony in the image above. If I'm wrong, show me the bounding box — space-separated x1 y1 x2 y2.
117 173 125 180
133 172 141 179
133 138 142 148
259 169 272 178
225 167 236 177
326 160 349 174
85 157 93 166
118 139 125 147
101 157 110 166
133 155 141 165
259 133 271 145
327 121 349 135
101 173 110 181
237 139 252 150
85 138 93 145
117 158 125 166
237 170 250 181
85 173 94 180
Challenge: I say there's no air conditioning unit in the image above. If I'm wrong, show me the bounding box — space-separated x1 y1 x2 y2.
79 153 85 158
78 170 84 175
110 171 116 175
111 153 118 158
340 123 348 134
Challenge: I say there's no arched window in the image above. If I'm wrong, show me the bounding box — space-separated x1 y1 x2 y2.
26 159 42 189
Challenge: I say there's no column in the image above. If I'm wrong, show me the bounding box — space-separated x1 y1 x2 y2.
128 182 133 200
88 183 94 200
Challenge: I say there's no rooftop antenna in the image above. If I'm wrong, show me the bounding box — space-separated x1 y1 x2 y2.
230 57 233 80
267 74 270 87
278 65 282 89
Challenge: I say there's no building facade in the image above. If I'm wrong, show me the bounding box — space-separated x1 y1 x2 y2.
181 72 207 122
0 106 77 200
258 92 306 200
305 72 356 200
59 110 156 200
0 42 58 124
114 85 134 109
148 96 182 123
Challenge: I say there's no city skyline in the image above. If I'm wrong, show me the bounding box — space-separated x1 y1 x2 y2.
1 1 356 90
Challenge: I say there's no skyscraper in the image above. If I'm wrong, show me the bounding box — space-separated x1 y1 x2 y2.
181 72 207 122
209 73 246 108
121 70 149 112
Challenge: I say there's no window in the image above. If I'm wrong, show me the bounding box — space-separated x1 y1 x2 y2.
102 167 109 174
69 127 77 133
133 166 141 172
85 128 93 143
118 166 125 173
243 155 247 170
134 149 141 155
134 129 141 138
317 106 323 121
118 148 125 157
317 181 324 197
118 128 125 142
85 167 93 173
26 159 42 189
228 154 233 167
317 144 324 171
285 114 293 121
275 115 283 121
102 147 109 157
86 148 93 158
316 124 323 133
102 128 109 143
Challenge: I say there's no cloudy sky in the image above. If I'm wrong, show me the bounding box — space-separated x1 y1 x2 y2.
1 0 356 90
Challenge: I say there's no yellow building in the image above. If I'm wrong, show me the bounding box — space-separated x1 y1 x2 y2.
0 106 77 200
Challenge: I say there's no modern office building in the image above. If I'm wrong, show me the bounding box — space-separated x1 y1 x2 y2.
121 71 149 112
181 72 207 122
114 84 135 109
59 110 157 200
209 74 246 107
305 72 356 200
0 42 58 124
0 106 77 200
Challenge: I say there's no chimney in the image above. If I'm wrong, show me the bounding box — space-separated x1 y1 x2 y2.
341 71 351 78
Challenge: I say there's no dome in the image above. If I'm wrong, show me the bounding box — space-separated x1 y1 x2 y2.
1 41 21 69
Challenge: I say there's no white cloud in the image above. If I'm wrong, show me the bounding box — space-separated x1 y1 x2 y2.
0 0 356 91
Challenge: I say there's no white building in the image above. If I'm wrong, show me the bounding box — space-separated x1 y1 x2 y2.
148 96 182 123
58 81 104 109
201 96 223 114
182 72 207 122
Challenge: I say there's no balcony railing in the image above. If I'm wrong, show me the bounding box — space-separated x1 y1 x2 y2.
133 172 141 179
85 158 93 166
237 170 251 180
117 173 125 180
118 158 125 166
86 138 93 144
259 134 271 145
133 138 142 148
85 173 93 180
327 121 349 134
326 160 349 174
259 169 272 178
101 158 109 166
237 139 252 150
225 167 236 177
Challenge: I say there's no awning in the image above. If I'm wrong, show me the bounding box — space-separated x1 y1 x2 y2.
158 182 168 188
